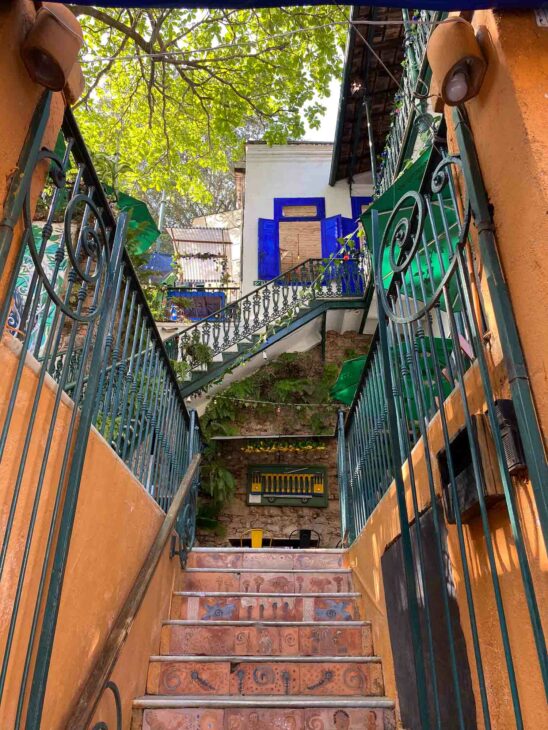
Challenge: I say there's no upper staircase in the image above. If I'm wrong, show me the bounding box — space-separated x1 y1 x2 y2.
164 255 372 397
131 547 395 729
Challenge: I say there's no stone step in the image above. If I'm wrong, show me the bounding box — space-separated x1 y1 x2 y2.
146 657 384 698
180 568 353 594
187 548 346 570
134 696 396 730
161 622 373 657
171 593 361 622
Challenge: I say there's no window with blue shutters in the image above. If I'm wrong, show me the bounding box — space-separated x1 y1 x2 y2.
257 218 280 280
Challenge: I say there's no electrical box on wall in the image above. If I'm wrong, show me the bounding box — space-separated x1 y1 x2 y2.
437 414 502 524
247 465 328 507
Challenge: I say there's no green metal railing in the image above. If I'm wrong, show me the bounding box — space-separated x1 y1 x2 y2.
338 131 547 728
0 96 201 728
375 10 442 197
164 254 371 372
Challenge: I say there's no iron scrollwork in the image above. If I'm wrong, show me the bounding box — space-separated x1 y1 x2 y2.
90 680 122 730
375 155 472 325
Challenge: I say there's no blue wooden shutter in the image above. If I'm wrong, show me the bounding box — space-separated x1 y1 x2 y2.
341 216 359 250
258 218 279 280
321 215 343 259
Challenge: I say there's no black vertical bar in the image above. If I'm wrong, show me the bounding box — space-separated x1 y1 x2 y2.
25 214 128 729
372 209 431 729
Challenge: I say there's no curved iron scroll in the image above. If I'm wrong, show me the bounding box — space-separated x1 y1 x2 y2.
90 680 122 730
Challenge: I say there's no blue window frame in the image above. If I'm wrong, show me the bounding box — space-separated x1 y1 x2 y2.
351 196 373 222
273 197 326 221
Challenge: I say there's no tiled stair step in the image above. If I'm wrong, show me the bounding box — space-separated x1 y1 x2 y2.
161 621 373 656
146 656 384 697
180 568 353 594
135 696 396 730
187 548 346 570
171 592 361 621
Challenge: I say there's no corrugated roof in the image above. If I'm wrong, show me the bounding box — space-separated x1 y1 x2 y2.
166 227 232 243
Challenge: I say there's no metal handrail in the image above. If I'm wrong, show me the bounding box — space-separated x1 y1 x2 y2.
164 253 371 368
375 10 443 196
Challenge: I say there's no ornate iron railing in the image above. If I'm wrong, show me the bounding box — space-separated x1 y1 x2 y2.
375 9 442 196
165 254 371 370
337 132 547 727
0 96 201 728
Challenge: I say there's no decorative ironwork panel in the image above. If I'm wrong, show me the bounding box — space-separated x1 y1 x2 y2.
247 465 328 507
0 99 202 728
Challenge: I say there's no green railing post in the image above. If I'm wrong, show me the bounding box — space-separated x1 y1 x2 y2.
372 209 432 730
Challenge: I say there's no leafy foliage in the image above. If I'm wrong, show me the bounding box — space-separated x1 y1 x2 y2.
72 5 347 206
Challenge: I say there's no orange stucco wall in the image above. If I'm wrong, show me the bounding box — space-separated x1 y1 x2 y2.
349 11 548 728
349 360 547 729
0 334 180 729
0 0 64 299
448 10 548 446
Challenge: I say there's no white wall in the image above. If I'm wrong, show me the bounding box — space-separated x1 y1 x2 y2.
241 143 373 294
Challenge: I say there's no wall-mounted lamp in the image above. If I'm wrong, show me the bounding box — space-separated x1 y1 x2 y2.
21 2 83 92
427 18 487 107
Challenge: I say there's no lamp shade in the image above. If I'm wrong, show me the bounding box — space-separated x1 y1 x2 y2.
427 18 486 106
21 3 83 91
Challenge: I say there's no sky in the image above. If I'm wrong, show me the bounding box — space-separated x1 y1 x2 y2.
303 77 341 143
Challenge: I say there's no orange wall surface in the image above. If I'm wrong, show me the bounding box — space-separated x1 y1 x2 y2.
451 10 548 445
0 334 180 729
0 0 64 299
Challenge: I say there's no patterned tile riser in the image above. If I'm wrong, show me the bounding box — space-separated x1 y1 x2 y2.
161 625 373 657
179 572 354 594
147 661 384 697
142 707 395 730
171 596 360 622
186 552 346 570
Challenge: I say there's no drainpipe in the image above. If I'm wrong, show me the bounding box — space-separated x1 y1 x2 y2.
454 106 548 546
156 190 166 252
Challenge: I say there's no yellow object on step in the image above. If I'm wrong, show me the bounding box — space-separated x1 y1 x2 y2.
250 529 263 548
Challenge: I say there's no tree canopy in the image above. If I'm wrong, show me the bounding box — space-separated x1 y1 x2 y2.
72 5 347 210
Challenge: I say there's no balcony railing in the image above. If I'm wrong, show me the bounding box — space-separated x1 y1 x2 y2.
165 254 371 370
375 9 442 197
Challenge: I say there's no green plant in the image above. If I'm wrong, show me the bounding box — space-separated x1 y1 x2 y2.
186 340 213 366
171 359 189 382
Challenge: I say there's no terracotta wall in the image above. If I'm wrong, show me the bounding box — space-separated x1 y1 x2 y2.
447 9 548 445
0 335 181 729
0 0 64 298
197 438 342 548
348 11 548 728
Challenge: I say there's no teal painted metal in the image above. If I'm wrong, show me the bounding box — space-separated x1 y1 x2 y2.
338 135 547 727
373 210 433 730
26 212 129 728
180 298 367 397
0 105 202 728
375 10 442 197
165 251 372 395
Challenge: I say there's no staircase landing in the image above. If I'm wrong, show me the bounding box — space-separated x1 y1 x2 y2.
131 548 395 729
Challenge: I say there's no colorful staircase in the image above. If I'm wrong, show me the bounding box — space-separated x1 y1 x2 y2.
131 548 395 729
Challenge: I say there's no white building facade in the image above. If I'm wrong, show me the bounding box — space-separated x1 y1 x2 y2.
240 142 374 294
